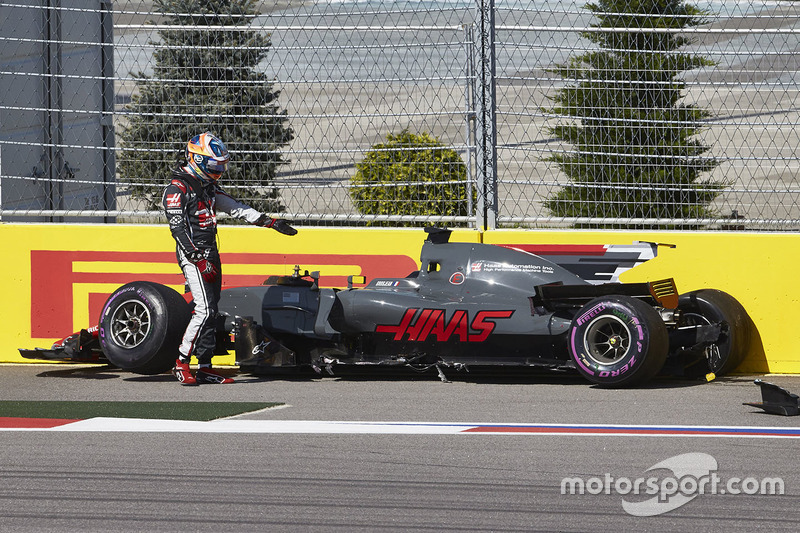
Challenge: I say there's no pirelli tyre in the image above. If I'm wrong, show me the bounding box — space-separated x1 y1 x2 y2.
568 295 668 387
99 281 192 375
677 289 752 376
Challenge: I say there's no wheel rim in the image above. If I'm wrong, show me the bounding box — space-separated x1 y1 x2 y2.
583 314 631 365
109 299 152 348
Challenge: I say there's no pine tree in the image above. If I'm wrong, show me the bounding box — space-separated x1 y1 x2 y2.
118 0 293 212
543 0 722 228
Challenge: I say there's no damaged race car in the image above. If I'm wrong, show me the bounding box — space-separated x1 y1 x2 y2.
20 227 754 387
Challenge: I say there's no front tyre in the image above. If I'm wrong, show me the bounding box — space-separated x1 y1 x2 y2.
99 282 191 375
569 296 668 387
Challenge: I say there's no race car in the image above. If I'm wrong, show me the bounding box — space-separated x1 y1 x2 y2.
20 227 754 387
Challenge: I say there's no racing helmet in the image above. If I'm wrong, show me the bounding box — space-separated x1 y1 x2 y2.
186 132 229 182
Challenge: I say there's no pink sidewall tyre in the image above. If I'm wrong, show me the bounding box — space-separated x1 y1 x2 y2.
569 295 668 388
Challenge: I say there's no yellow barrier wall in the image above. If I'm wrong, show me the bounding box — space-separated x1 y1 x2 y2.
1 223 796 373
2 224 472 366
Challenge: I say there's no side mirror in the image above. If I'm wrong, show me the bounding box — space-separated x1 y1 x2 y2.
347 275 366 289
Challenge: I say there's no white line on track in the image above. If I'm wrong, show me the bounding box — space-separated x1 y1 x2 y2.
3 418 800 438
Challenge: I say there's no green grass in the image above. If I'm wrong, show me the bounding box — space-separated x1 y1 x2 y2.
0 401 282 421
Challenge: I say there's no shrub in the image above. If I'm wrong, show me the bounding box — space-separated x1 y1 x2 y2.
350 130 473 225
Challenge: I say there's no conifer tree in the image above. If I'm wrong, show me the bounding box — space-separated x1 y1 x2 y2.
543 0 722 227
119 0 293 212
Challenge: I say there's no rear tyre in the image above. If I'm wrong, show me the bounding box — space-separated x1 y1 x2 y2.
99 282 191 375
569 296 668 387
676 289 752 376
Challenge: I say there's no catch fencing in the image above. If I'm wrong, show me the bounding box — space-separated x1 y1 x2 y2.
1 0 799 229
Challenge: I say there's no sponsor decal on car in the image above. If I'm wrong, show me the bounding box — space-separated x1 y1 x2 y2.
575 303 608 325
449 272 465 285
282 292 300 304
470 261 554 275
376 308 514 342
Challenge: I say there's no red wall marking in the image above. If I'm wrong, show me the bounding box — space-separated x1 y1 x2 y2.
30 250 418 337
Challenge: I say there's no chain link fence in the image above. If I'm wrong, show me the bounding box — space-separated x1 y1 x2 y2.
1 0 799 229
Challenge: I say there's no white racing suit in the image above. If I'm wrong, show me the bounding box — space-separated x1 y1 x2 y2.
162 168 263 364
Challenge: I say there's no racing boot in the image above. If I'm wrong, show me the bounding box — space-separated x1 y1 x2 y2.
172 358 197 386
196 366 235 384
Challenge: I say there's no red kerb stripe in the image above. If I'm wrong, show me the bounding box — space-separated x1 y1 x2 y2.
0 417 82 429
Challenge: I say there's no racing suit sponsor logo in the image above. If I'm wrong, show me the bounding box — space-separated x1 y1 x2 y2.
196 200 215 228
170 179 188 193
376 308 514 342
252 340 271 355
166 193 182 208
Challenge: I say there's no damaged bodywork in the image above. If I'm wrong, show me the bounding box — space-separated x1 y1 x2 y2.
21 227 754 387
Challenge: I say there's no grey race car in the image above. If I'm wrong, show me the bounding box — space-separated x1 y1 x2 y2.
20 227 754 387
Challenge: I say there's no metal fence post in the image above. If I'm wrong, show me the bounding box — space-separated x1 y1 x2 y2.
44 0 64 221
100 0 116 222
475 0 498 230
463 24 477 228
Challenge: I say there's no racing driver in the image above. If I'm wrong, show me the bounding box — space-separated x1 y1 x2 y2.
162 132 297 385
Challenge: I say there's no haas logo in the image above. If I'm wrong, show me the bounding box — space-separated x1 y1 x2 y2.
166 193 182 208
376 308 514 343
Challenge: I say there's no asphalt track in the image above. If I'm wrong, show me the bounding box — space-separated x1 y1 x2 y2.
1 364 799 532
